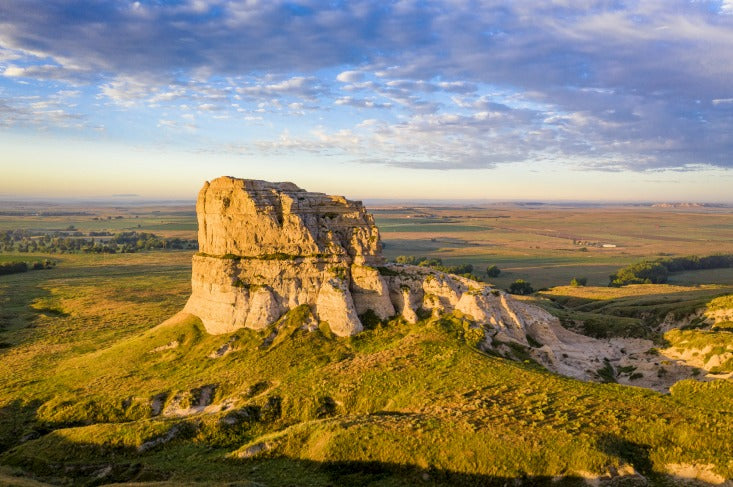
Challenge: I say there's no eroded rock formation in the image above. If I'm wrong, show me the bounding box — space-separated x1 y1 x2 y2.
184 176 557 344
183 177 711 391
184 177 392 336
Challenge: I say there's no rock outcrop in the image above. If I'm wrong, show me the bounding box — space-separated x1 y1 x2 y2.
185 177 392 336
184 176 556 343
183 177 697 391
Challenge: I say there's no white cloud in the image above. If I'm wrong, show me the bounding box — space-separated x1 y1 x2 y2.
3 1 733 171
2 64 90 83
334 97 392 109
0 93 85 129
336 70 364 83
237 76 327 100
157 118 197 132
149 87 187 103
99 76 155 106
713 98 733 105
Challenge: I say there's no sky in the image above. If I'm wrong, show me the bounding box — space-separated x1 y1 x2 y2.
2 0 733 202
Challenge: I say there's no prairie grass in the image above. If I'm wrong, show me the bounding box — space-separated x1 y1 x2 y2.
2 206 733 484
0 253 732 485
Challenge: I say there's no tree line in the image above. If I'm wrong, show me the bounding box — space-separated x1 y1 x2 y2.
0 259 56 276
393 255 476 277
1 230 197 254
609 254 733 286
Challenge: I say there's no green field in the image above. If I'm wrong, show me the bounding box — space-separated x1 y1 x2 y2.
0 204 197 238
1 202 733 485
1 253 733 485
374 204 733 289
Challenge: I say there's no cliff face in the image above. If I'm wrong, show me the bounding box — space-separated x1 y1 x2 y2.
184 177 558 347
195 178 383 263
184 177 692 389
184 177 392 335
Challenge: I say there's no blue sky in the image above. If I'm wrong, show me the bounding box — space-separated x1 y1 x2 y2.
2 0 733 201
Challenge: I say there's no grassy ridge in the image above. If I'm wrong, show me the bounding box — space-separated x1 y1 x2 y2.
539 285 733 375
1 253 733 485
538 284 733 339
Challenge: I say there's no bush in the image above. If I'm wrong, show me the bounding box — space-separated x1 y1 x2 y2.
393 255 473 276
610 261 668 286
0 261 28 275
570 277 587 287
418 258 443 268
0 260 55 276
508 279 534 295
609 254 733 287
394 255 427 265
486 265 501 277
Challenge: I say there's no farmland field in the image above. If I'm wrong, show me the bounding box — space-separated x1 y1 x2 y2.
3 201 733 290
373 204 733 289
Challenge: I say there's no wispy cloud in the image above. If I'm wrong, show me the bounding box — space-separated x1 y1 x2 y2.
1 0 733 172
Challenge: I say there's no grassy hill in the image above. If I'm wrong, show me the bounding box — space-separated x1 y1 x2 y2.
1 252 732 485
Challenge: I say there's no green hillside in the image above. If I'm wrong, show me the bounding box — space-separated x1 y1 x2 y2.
0 252 732 486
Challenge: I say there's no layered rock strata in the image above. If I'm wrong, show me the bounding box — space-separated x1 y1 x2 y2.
184 177 393 336
184 176 558 344
183 177 708 391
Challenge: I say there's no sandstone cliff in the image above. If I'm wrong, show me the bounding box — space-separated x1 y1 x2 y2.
184 177 391 336
184 176 557 344
183 177 691 390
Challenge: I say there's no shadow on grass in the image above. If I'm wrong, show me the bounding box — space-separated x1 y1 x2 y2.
0 272 56 349
0 400 44 455
1 429 707 487
597 434 653 478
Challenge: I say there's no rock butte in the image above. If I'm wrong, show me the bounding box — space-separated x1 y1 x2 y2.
184 176 556 343
182 177 708 390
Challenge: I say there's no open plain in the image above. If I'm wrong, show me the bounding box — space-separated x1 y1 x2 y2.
0 196 732 486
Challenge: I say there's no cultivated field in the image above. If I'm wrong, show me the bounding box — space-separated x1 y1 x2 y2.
0 203 197 237
4 201 733 291
373 204 733 289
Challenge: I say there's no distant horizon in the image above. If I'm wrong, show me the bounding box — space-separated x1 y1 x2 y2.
1 194 732 208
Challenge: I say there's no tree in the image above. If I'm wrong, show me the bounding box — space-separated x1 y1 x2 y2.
570 277 587 286
486 265 501 277
418 258 443 267
610 261 668 286
508 279 534 295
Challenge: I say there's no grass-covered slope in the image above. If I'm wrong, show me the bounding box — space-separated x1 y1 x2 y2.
1 252 732 486
539 284 733 339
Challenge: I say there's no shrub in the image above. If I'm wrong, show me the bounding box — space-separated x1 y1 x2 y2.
608 254 733 287
393 255 474 276
570 277 587 287
394 255 425 265
418 258 443 268
508 279 534 295
610 261 668 286
0 262 28 275
486 265 501 277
